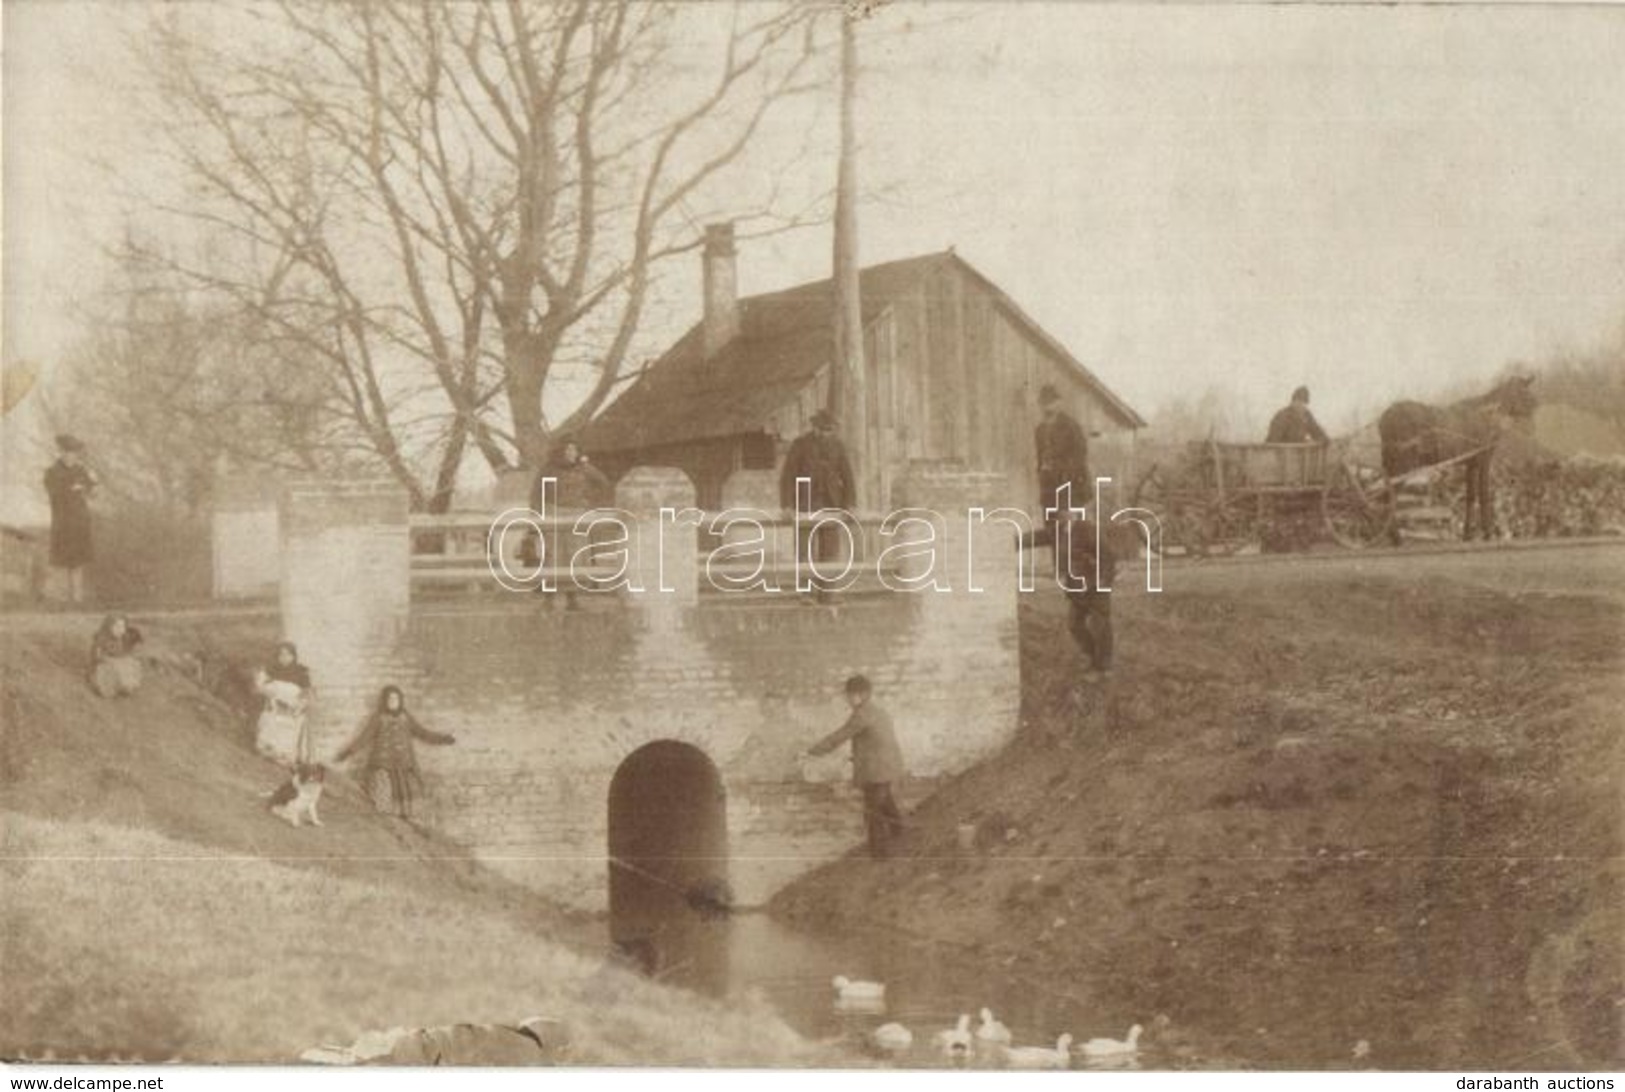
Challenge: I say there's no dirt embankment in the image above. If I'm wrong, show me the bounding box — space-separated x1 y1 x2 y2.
773 564 1624 1070
0 617 826 1066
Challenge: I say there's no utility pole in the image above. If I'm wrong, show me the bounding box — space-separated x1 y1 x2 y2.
829 7 866 505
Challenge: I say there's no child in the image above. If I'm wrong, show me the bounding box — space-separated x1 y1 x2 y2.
800 675 907 858
88 614 143 698
335 686 456 819
254 642 314 764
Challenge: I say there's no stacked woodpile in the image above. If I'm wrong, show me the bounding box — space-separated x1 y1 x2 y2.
1450 457 1625 539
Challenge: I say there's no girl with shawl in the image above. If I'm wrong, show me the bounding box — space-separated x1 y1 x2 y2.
335 686 456 819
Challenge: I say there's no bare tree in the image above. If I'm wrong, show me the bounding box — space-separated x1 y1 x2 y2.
43 261 344 517
131 0 827 510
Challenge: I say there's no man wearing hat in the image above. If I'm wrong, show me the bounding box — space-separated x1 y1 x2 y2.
779 409 855 602
1035 384 1091 536
1266 386 1330 445
43 434 98 603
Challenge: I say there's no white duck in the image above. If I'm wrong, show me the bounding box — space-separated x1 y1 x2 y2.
1003 1033 1073 1070
975 1007 1012 1048
1079 1024 1142 1059
933 1013 974 1059
832 975 886 1003
871 1023 913 1052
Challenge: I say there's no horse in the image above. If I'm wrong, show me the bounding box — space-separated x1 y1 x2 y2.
1377 375 1536 541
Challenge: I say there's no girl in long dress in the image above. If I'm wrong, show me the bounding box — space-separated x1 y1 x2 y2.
335 686 455 819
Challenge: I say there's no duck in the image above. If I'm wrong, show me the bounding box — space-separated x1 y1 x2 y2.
975 1007 1012 1047
1079 1024 1142 1058
1002 1033 1073 1070
933 1013 973 1059
832 975 886 1003
871 1023 913 1052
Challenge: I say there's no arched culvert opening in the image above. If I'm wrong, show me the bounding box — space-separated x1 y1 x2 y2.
607 740 730 993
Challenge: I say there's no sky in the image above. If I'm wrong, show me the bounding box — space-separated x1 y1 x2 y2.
4 1 1625 519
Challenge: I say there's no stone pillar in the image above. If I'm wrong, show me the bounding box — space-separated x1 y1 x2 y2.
615 466 698 625
212 475 281 599
889 462 1022 776
279 480 411 756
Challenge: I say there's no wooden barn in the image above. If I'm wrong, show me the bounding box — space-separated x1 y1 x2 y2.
580 224 1144 514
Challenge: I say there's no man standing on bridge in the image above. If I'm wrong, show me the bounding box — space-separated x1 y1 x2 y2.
1035 384 1091 544
780 409 856 604
800 675 906 858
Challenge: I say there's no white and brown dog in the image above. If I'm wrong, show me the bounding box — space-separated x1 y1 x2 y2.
267 763 326 827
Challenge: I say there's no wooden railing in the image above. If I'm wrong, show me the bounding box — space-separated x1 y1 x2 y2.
408 510 926 601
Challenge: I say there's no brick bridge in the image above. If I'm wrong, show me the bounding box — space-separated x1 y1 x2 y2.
279 464 1020 918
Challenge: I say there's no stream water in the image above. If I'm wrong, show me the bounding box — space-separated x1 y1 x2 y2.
608 888 1163 1070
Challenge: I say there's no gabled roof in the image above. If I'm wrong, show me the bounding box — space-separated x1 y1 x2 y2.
580 251 1144 454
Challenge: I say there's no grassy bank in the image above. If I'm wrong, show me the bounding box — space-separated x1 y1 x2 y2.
0 620 826 1066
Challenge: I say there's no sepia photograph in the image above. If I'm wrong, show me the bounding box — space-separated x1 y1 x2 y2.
2 0 1622 1080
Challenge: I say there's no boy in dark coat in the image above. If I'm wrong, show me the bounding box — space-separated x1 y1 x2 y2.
800 675 906 857
44 434 96 603
779 410 856 602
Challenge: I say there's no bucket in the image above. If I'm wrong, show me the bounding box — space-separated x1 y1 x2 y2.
956 823 977 851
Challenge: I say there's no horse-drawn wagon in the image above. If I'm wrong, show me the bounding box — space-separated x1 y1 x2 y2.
1131 375 1538 556
1132 439 1393 555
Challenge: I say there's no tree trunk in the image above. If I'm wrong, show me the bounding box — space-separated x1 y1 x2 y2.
504 331 550 471
830 12 866 506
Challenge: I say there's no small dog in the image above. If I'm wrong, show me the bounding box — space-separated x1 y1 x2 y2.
267 763 326 827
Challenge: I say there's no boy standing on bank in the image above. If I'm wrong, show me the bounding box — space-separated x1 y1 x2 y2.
800 675 907 858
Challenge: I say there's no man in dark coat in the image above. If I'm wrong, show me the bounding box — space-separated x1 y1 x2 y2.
779 409 855 601
1059 515 1115 677
43 434 96 603
1266 386 1330 444
1035 384 1090 534
801 675 906 858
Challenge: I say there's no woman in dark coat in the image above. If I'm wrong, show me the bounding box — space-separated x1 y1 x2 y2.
88 613 143 698
527 438 612 606
44 434 97 602
335 686 455 819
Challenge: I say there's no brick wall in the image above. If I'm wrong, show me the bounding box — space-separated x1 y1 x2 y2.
277 464 1020 911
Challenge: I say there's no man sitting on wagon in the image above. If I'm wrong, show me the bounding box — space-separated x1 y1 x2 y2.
1266 386 1330 445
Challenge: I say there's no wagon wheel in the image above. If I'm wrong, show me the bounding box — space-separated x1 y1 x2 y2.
1189 497 1261 559
1133 469 1232 558
1321 462 1395 548
1131 467 1195 557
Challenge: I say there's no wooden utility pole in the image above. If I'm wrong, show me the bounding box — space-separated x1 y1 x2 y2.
829 8 866 505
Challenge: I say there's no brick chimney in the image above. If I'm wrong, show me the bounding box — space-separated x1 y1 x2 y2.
701 222 739 358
